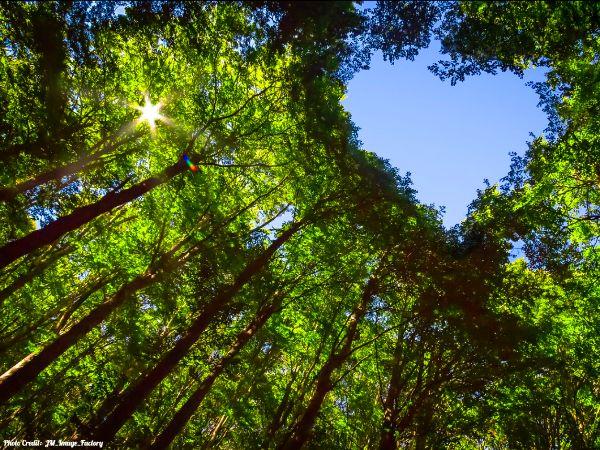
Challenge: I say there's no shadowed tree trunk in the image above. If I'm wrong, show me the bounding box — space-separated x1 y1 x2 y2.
84 220 306 443
262 306 341 448
278 276 377 450
261 369 300 448
150 294 284 449
379 331 406 450
53 275 114 333
385 350 449 446
0 275 110 354
202 414 228 450
414 396 434 450
0 182 292 402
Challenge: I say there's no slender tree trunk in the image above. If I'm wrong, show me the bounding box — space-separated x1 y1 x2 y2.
379 332 405 450
0 274 111 353
0 314 55 354
414 396 434 450
85 376 129 434
278 277 377 450
391 355 446 442
0 183 292 403
0 244 74 306
263 310 339 447
0 132 138 203
54 275 113 333
0 209 131 302
85 220 305 443
0 159 185 269
202 414 228 450
0 273 157 405
261 369 300 448
0 274 108 353
150 297 282 449
0 406 23 433
0 239 190 405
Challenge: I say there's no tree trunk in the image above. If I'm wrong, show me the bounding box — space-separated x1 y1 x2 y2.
85 220 305 444
0 244 74 306
0 271 161 405
0 183 294 403
0 274 108 353
0 237 191 405
264 311 339 448
0 314 56 354
0 132 138 203
379 332 405 450
0 159 185 269
150 297 282 449
278 277 377 450
262 369 300 448
54 275 113 333
414 396 434 450
201 414 228 450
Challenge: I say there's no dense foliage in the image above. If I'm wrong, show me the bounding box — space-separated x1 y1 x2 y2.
0 1 597 448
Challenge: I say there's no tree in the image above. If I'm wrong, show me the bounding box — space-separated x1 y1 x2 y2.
1 2 597 448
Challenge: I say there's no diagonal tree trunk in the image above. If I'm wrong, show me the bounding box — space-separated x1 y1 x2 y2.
0 87 271 205
277 276 377 450
0 244 74 306
0 180 291 401
0 275 110 354
0 210 135 309
149 294 284 449
262 302 343 448
53 275 114 334
84 220 306 443
0 238 194 405
0 157 187 269
261 368 300 448
0 132 140 203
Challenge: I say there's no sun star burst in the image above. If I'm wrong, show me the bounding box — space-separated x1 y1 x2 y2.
136 96 164 130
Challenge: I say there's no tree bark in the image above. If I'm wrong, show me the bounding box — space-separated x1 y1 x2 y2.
85 220 305 443
278 277 377 450
202 414 228 450
414 396 434 450
0 132 139 203
0 238 191 405
0 272 159 405
261 369 300 448
0 275 108 353
0 244 74 306
379 332 405 450
54 276 112 334
0 183 294 403
0 159 185 269
150 297 282 449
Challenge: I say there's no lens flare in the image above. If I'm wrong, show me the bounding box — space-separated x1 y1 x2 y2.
183 154 198 172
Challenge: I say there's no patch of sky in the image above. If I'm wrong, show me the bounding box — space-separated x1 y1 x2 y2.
343 40 548 229
140 294 157 312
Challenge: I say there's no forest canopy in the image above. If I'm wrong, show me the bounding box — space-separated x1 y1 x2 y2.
0 1 598 449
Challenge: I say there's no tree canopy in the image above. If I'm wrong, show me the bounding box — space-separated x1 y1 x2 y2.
0 1 598 449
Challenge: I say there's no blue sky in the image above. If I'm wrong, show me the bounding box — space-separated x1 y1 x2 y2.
342 41 548 228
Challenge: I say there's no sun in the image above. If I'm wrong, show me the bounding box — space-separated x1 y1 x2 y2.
136 96 164 130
